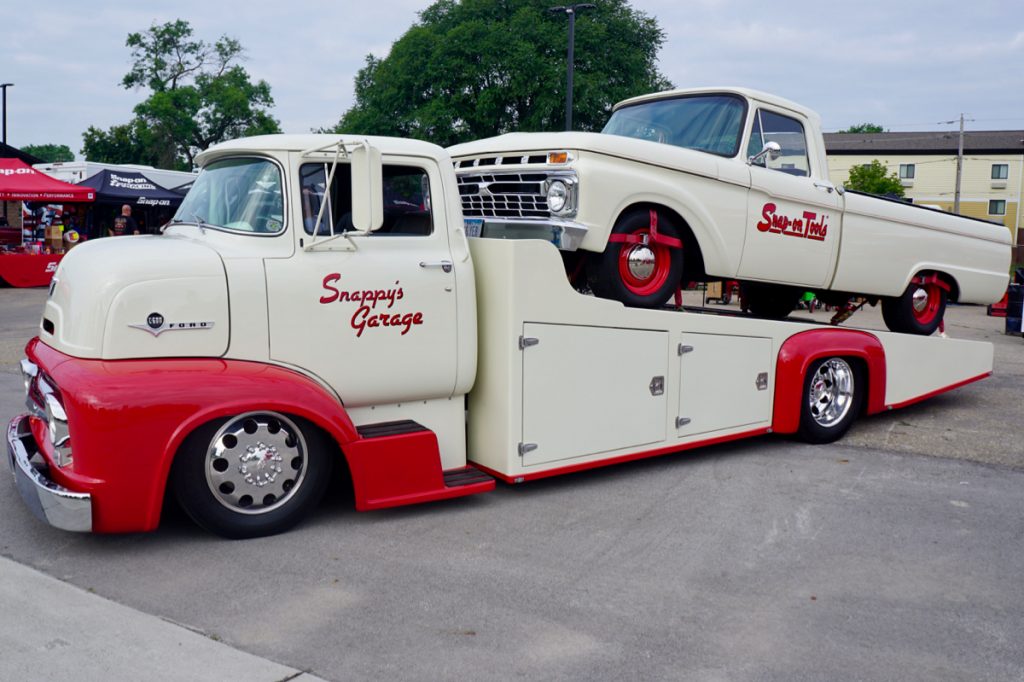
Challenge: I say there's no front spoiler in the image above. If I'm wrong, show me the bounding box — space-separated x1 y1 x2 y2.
6 415 92 532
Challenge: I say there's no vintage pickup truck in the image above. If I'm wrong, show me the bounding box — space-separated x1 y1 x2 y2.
448 87 1011 334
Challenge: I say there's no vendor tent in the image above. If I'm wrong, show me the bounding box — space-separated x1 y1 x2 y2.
77 169 183 208
0 158 95 202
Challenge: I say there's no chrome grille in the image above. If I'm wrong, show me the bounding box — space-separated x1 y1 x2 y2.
456 172 551 218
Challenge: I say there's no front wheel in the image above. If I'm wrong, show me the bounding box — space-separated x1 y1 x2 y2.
881 276 947 335
171 411 332 539
797 357 862 444
588 210 683 308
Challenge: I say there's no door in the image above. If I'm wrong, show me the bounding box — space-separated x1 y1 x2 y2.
520 323 668 467
738 108 842 288
676 333 772 437
265 157 459 407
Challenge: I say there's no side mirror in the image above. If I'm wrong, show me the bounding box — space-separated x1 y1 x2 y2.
747 141 782 166
351 142 383 232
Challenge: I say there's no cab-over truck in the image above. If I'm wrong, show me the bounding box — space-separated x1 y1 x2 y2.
7 134 996 538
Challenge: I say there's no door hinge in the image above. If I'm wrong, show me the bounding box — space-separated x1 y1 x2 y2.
678 344 694 355
519 336 539 350
676 417 691 428
518 442 538 456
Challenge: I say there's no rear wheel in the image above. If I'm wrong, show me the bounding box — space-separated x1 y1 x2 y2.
881 276 947 335
171 411 332 539
798 357 862 444
589 210 683 308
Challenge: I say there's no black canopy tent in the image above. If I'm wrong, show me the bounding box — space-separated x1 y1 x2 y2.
76 169 184 236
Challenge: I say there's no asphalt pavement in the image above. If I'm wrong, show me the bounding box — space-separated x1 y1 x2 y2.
2 286 1023 681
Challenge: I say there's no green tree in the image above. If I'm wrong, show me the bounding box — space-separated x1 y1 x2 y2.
82 20 280 169
839 123 885 134
20 143 75 163
845 159 905 198
332 0 671 146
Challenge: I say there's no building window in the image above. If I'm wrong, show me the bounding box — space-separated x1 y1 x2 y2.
992 164 1009 180
989 200 1006 216
899 164 915 179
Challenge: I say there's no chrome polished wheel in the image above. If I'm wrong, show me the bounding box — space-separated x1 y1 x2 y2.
625 243 657 281
205 412 308 515
807 358 855 428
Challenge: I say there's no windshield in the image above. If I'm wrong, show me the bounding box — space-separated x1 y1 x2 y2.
602 94 746 157
173 157 284 233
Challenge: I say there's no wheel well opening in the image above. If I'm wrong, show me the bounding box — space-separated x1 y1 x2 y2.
618 202 707 280
841 355 870 417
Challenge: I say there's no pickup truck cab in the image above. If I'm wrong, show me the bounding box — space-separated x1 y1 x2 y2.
448 87 1011 334
7 134 997 539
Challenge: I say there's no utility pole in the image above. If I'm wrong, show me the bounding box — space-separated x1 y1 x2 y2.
954 113 965 214
548 4 595 131
0 83 13 146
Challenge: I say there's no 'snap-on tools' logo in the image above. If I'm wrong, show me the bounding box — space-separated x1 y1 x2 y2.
129 312 215 337
756 202 828 241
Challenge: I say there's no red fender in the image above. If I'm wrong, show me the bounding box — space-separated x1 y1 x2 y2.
772 329 887 434
27 338 358 533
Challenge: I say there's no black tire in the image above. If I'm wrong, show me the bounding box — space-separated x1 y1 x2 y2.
589 210 684 308
797 357 863 444
881 277 947 335
742 282 801 320
171 411 333 539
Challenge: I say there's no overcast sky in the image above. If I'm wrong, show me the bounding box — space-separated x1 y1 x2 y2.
2 0 1022 160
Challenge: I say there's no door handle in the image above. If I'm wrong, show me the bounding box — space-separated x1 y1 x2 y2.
419 260 453 273
813 181 835 194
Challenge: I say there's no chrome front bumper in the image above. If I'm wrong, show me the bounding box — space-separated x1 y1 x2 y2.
464 217 588 251
6 415 92 532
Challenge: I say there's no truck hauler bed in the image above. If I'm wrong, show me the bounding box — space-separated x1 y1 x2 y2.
464 238 992 481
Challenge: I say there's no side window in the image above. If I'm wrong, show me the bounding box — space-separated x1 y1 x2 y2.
300 162 433 236
748 109 810 177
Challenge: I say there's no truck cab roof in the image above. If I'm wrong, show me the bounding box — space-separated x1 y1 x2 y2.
197 134 448 166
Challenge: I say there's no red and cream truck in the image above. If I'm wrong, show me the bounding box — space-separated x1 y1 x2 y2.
7 134 1001 538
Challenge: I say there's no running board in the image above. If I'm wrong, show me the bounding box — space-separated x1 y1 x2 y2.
347 420 494 511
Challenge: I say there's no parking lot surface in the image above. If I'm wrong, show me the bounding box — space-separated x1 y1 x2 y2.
2 286 1022 681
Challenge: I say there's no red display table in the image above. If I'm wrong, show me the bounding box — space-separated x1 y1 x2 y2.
0 253 64 287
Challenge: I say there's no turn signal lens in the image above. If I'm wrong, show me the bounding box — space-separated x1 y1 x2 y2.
548 151 569 164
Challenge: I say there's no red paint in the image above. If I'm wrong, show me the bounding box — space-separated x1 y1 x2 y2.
756 202 828 241
910 273 949 325
0 253 63 287
319 273 422 337
345 429 493 510
473 427 771 483
24 338 359 533
772 329 887 434
885 372 991 411
608 209 683 249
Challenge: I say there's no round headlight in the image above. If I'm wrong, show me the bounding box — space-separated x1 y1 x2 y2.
546 180 568 213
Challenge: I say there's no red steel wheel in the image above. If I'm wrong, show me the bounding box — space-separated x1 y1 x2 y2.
881 274 949 335
589 209 684 308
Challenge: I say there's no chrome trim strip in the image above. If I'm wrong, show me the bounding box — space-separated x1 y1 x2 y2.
6 415 92 532
469 218 589 251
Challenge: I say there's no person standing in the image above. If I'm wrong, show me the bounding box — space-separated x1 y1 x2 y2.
109 204 139 236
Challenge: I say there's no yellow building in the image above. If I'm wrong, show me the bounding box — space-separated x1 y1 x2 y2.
825 130 1024 267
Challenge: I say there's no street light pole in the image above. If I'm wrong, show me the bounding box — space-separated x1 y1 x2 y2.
548 4 595 131
0 83 13 146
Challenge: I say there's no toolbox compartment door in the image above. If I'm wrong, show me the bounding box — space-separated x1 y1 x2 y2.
677 333 772 437
520 323 668 466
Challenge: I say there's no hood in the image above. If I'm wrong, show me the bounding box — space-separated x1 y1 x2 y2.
448 131 723 180
41 235 230 360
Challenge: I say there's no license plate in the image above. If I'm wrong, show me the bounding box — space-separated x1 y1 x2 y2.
464 218 483 238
